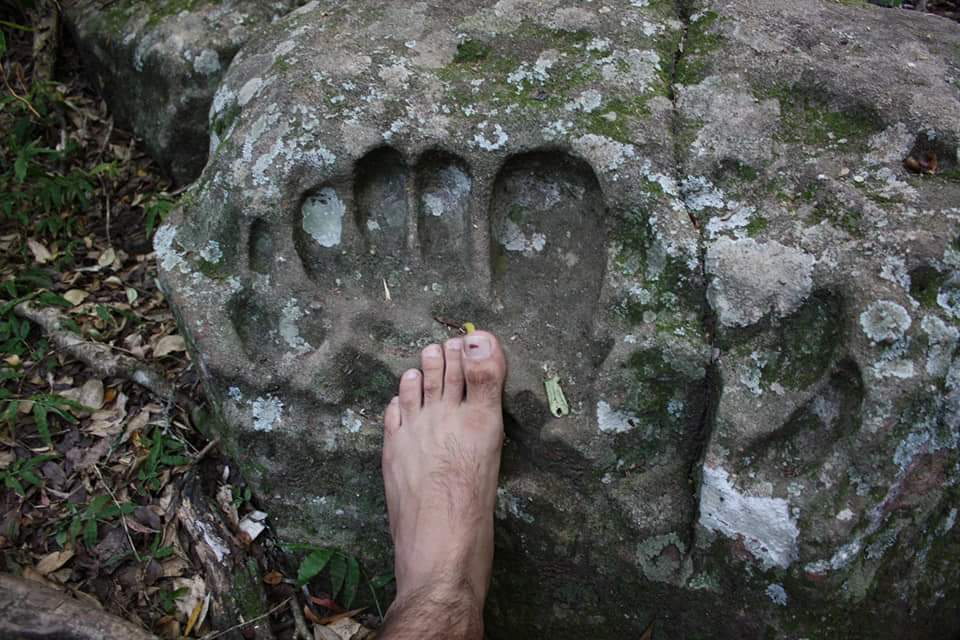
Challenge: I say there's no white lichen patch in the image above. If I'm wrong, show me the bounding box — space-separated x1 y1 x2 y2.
880 256 910 291
705 238 815 328
699 465 800 569
859 300 911 343
921 315 959 376
507 50 559 88
279 300 312 354
596 400 639 434
572 134 635 173
937 285 960 319
193 48 221 75
340 409 362 433
252 395 283 432
496 487 535 523
302 188 345 248
499 219 546 255
473 121 509 151
564 89 603 113
154 225 188 273
420 165 471 217
766 583 788 606
199 240 223 264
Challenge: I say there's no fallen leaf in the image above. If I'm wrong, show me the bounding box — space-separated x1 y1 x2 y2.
325 617 364 640
263 570 284 586
238 510 268 542
63 289 90 306
0 450 14 469
154 335 186 358
640 619 655 640
35 546 75 575
173 575 206 622
62 378 105 412
160 557 191 578
27 238 53 264
97 247 116 269
126 287 139 304
215 485 239 529
4 354 20 367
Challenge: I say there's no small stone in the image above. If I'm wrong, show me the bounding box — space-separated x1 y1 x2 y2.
839 167 850 177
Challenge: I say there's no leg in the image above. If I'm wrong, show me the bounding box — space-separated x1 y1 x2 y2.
379 331 507 640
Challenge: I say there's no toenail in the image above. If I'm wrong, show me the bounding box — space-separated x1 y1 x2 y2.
424 345 442 358
403 370 420 380
447 338 463 351
464 334 491 359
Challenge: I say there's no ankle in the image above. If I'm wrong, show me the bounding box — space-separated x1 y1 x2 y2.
381 579 484 640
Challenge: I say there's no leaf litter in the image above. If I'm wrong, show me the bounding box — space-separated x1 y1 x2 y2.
0 16 381 640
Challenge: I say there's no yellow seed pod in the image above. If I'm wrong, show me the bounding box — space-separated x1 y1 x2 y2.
463 322 476 334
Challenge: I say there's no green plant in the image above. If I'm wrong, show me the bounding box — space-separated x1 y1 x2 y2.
288 544 394 617
56 494 136 547
294 546 362 608
143 194 176 237
137 427 190 493
0 452 56 496
232 485 252 509
157 586 189 614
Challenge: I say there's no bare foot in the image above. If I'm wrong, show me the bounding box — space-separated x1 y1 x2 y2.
380 331 507 638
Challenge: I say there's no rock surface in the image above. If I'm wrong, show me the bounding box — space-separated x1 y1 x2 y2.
62 0 302 184
157 0 960 637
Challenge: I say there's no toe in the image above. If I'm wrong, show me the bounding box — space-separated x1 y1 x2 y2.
462 331 507 408
420 344 444 405
384 396 401 434
398 369 422 420
442 338 465 404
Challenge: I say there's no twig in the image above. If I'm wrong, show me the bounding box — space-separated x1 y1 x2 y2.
92 464 142 563
13 301 180 402
199 597 291 640
289 597 312 640
189 437 220 466
2 70 42 119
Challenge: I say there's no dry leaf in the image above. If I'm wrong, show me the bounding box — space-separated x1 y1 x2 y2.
238 510 268 542
126 287 139 304
216 485 239 529
160 557 191 579
63 289 90 306
263 570 284 586
154 335 186 358
62 379 105 412
172 575 207 622
35 546 75 575
5 354 21 367
27 238 53 264
325 617 364 640
97 247 116 269
0 450 14 470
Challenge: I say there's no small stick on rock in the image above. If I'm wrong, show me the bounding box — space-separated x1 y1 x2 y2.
14 301 179 402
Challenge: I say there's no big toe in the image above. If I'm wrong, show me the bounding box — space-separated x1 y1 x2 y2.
462 331 507 408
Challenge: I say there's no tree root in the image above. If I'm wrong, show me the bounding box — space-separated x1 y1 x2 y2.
14 301 180 402
0 573 157 640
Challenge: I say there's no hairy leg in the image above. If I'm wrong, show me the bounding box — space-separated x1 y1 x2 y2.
379 331 507 640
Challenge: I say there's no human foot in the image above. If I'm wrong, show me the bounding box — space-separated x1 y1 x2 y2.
381 331 507 614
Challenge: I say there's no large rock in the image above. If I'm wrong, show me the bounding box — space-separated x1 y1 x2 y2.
157 0 960 637
63 0 302 184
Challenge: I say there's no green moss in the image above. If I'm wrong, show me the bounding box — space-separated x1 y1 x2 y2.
675 11 722 86
272 55 292 74
454 39 492 63
231 559 267 619
762 293 843 390
760 83 883 148
745 216 768 236
909 266 947 309
212 101 241 139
